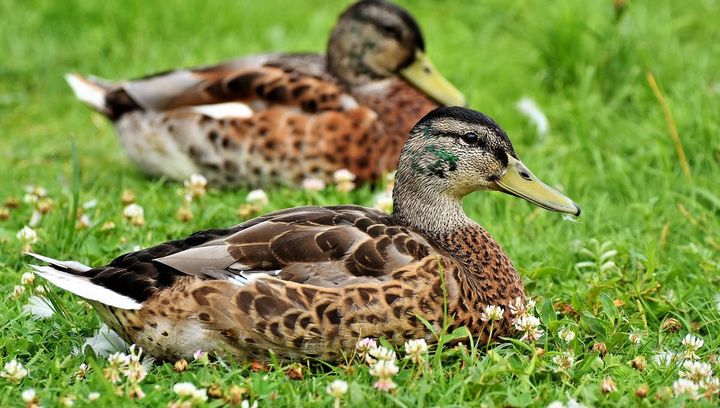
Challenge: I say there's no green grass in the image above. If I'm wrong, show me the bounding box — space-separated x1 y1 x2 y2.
1 0 720 406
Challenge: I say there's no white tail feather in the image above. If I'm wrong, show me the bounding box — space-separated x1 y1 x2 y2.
25 252 92 272
65 73 108 112
29 262 141 310
190 102 253 119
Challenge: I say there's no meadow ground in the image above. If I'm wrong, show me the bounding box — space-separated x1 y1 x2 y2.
1 0 719 406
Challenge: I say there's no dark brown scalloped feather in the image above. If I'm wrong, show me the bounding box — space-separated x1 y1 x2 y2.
77 203 525 362
97 52 438 187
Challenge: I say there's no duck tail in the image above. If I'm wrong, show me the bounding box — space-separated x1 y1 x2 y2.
65 73 116 114
25 252 142 310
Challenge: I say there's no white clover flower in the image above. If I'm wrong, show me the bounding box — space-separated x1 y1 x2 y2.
24 185 47 198
173 382 198 397
184 174 208 198
302 177 326 192
481 305 505 322
679 361 713 383
122 203 145 226
16 226 39 251
1 359 28 383
552 352 575 370
74 363 90 380
702 376 719 395
23 295 55 320
508 296 535 317
372 192 393 213
104 352 129 384
513 315 544 342
21 388 36 403
551 400 588 408
628 332 642 345
673 378 699 400
122 203 143 218
193 349 209 363
516 96 549 137
369 359 399 378
240 401 258 408
558 327 575 343
21 272 35 286
681 334 703 359
333 169 356 184
404 339 428 364
653 350 680 367
366 345 396 365
373 378 397 391
355 338 377 360
88 392 100 401
337 181 356 193
60 395 75 407
77 214 92 229
124 362 147 383
333 169 356 192
23 193 38 204
10 285 26 300
192 388 208 402
565 399 588 408
326 379 349 398
107 352 129 366
246 189 269 207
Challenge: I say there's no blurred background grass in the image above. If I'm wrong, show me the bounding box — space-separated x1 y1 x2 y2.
0 0 719 406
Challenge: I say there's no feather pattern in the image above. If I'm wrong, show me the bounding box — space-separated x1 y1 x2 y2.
26 106 582 363
65 0 454 187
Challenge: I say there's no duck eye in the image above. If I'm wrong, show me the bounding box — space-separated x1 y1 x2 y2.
461 132 479 145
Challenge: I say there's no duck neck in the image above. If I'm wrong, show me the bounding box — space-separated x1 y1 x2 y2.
391 180 470 237
391 166 524 309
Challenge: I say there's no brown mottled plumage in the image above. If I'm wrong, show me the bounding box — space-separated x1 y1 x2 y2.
66 0 465 187
29 107 580 363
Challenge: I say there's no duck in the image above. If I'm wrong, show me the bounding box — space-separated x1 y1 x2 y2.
65 0 466 188
28 107 580 362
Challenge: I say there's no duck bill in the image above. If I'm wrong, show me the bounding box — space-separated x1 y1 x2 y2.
494 156 581 216
400 50 467 107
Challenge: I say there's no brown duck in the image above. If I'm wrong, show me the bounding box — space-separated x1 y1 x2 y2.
28 107 580 362
65 0 465 187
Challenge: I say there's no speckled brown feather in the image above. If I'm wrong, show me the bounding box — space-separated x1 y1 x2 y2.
31 107 574 364
58 205 523 362
113 65 436 186
69 0 446 187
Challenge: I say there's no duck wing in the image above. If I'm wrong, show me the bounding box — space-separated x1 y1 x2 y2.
102 53 358 117
84 206 436 304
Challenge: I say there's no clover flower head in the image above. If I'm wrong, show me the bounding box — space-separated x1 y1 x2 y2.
326 379 349 398
481 305 505 322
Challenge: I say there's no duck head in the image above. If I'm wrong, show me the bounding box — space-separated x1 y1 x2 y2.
327 0 466 106
393 106 580 224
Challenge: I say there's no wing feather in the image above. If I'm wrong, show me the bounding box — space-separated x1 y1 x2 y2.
115 54 355 115
143 206 437 289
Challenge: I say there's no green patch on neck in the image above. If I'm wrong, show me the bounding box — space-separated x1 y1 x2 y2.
426 145 459 165
408 144 459 178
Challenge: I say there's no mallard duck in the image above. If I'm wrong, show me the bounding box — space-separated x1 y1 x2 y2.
28 107 579 362
66 0 465 187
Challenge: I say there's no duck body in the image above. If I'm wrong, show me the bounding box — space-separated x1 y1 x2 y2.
30 107 580 362
67 0 465 187
47 205 520 362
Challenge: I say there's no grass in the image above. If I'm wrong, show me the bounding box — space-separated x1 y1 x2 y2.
1 0 719 406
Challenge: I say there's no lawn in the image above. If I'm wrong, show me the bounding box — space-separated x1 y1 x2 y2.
1 0 719 406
